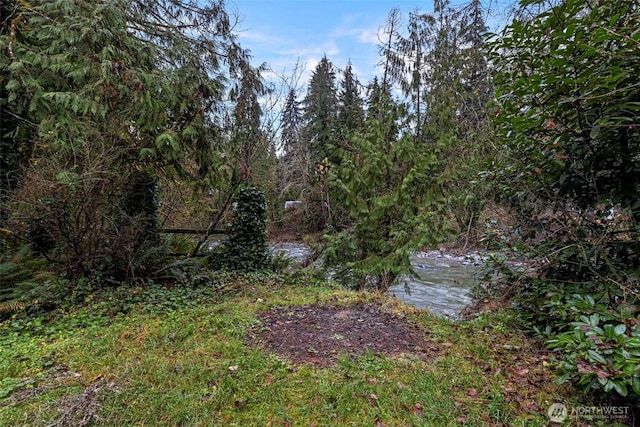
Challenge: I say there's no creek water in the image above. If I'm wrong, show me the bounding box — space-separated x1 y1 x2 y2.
270 242 311 265
389 251 482 318
270 243 482 318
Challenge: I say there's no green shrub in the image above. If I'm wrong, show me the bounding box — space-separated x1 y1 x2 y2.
487 0 640 401
474 255 640 400
12 165 163 281
548 308 640 398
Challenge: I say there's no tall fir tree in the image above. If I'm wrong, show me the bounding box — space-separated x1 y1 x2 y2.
323 0 495 286
281 89 304 157
457 0 492 128
395 9 435 140
326 77 449 290
279 88 307 201
303 55 339 165
300 55 339 230
336 62 365 143
331 62 365 227
384 0 493 237
228 61 270 179
377 7 403 91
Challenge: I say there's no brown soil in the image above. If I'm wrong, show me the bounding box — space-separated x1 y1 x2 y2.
251 303 635 424
253 302 439 367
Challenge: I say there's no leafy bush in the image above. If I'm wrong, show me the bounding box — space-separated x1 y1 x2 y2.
475 259 640 400
488 0 640 399
547 309 640 398
11 162 161 281
484 253 640 400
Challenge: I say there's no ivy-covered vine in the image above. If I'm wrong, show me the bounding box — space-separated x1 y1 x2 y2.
209 187 270 272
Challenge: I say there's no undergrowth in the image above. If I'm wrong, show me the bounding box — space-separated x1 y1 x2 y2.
474 252 640 414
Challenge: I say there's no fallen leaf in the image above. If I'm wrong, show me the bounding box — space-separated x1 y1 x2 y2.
413 403 423 415
467 389 478 397
501 384 516 393
369 393 378 406
500 343 519 350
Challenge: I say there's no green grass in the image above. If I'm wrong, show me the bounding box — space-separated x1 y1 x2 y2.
0 271 623 426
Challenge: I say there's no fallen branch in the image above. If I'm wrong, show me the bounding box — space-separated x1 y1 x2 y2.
160 228 226 235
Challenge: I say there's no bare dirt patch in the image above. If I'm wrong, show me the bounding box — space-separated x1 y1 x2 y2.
253 303 440 367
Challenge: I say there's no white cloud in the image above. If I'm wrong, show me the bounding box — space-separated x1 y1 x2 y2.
239 29 282 45
279 39 340 58
356 27 382 45
233 1 409 88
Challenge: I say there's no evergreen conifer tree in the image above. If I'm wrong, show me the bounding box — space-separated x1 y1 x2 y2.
303 56 339 165
280 88 307 201
336 62 365 143
300 56 339 230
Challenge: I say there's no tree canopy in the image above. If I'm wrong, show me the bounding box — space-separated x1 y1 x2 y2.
1 0 260 277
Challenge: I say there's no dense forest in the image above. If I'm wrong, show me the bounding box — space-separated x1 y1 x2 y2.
1 0 639 420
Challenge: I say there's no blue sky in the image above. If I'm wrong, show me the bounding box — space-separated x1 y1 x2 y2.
229 0 442 87
228 0 510 89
